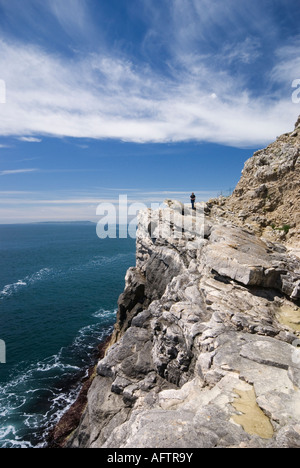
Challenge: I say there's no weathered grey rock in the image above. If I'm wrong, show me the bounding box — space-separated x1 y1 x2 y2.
209 117 300 248
98 326 153 381
67 192 300 449
111 267 146 343
274 426 300 448
203 224 300 298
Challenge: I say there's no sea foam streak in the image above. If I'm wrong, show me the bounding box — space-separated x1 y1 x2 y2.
0 268 53 299
92 308 117 319
0 252 135 299
0 280 27 298
0 309 116 448
0 253 135 298
66 252 135 273
0 353 85 448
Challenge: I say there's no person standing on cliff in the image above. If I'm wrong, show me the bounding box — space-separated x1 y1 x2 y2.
190 193 196 210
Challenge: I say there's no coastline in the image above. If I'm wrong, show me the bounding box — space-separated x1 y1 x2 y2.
45 117 300 448
46 334 112 448
64 197 300 448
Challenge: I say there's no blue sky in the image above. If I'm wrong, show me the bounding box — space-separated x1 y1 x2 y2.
0 0 299 223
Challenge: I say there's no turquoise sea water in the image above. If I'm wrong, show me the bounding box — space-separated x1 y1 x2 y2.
0 223 135 448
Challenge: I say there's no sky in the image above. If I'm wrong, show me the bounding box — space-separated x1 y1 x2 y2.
0 0 299 223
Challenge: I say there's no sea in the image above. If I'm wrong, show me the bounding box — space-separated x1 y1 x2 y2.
0 223 136 448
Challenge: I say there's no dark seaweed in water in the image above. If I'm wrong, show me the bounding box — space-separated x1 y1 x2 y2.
47 335 112 448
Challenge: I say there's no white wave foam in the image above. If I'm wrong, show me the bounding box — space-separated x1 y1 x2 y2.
73 323 109 350
86 252 135 268
0 280 27 298
0 268 53 299
0 425 34 449
92 308 117 319
0 425 16 439
35 361 80 373
0 437 33 449
0 308 117 447
62 252 134 276
26 268 52 285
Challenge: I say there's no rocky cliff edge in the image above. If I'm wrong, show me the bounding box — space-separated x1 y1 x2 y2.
66 121 300 449
208 117 300 254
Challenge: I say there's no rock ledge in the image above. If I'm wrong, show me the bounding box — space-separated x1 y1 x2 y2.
66 198 300 448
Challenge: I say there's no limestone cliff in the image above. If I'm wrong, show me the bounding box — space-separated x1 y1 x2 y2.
208 117 300 252
66 121 300 449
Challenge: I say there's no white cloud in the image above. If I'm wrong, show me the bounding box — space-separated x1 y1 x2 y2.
0 191 35 195
18 137 42 143
47 0 91 35
220 37 262 65
0 2 299 148
271 38 300 86
0 168 39 176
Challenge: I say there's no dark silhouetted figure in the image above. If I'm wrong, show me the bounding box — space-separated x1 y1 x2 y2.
190 192 196 210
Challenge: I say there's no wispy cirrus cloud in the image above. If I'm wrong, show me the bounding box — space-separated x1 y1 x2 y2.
47 0 94 37
270 36 300 85
0 38 297 147
0 168 39 176
17 137 42 143
0 0 299 148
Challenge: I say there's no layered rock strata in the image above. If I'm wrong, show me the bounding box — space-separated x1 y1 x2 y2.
67 196 300 448
208 118 300 250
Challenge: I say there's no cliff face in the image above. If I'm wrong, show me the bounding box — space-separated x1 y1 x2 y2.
67 202 300 448
208 118 300 251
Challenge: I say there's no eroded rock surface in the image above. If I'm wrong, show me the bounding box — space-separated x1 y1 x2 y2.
67 197 300 448
208 117 300 249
